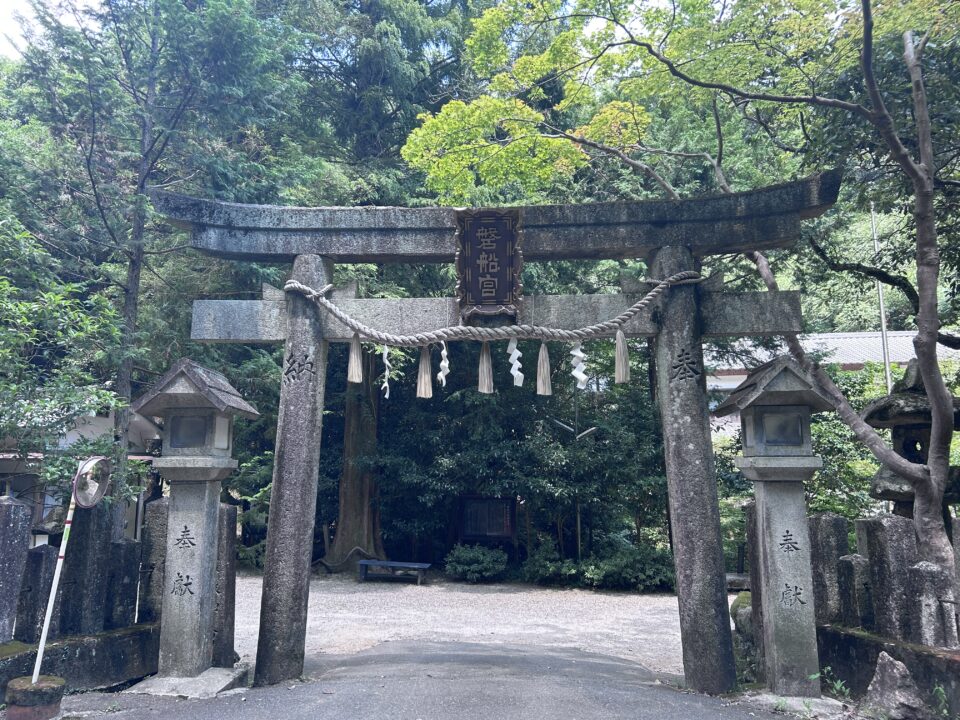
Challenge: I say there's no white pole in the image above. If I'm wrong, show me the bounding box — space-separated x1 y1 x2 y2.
872 202 894 393
31 493 75 683
31 456 106 684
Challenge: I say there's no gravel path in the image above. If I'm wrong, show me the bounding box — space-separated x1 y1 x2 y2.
235 573 688 677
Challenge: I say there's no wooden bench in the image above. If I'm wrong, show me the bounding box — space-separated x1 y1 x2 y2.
358 559 431 585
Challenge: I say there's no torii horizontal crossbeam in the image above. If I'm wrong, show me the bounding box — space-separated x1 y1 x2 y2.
152 171 841 263
191 290 801 343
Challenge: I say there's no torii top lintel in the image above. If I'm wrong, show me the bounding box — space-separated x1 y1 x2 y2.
150 170 841 264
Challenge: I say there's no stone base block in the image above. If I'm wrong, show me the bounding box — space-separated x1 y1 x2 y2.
125 664 249 699
0 623 159 697
817 624 960 717
837 554 873 630
908 561 959 648
6 702 60 720
739 691 848 719
4 675 65 720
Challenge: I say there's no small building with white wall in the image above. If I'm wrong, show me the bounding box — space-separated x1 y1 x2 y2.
708 331 960 435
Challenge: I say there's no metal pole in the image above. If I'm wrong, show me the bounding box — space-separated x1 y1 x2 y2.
872 202 894 393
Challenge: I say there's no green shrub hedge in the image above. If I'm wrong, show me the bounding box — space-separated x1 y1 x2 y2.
443 544 509 583
523 542 674 592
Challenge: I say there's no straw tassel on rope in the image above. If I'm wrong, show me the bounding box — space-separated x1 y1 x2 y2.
416 346 433 399
536 342 552 396
478 341 494 394
347 333 363 384
381 346 392 399
283 270 700 398
507 338 524 387
615 330 630 384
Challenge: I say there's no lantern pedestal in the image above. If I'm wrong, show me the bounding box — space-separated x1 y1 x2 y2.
155 463 234 678
126 664 250 699
716 357 835 699
737 457 821 697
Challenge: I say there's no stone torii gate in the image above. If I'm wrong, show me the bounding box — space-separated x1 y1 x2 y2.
151 170 841 694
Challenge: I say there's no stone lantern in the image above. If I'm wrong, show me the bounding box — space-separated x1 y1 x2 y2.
715 356 833 697
130 359 258 679
860 360 960 647
861 360 960 517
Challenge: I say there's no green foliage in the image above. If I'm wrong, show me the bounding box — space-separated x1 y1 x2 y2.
37 436 147 503
718 496 749 573
730 591 751 621
230 452 274 567
579 544 675 592
0 214 120 469
522 541 581 585
443 544 508 583
522 538 675 592
401 96 585 204
279 0 474 206
811 666 851 701
807 365 887 519
931 683 953 719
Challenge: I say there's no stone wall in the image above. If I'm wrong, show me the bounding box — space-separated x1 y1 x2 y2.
817 625 960 717
0 498 32 644
745 510 960 653
738 506 960 711
0 493 238 697
0 624 160 694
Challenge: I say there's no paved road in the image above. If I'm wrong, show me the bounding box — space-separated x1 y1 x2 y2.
58 641 781 720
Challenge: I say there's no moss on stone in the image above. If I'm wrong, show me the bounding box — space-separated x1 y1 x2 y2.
730 591 751 621
0 642 33 661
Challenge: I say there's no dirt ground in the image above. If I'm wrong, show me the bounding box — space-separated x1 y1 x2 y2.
235 572 689 676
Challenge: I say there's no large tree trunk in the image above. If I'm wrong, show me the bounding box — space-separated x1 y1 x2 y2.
114 19 158 488
323 351 385 571
114 241 143 448
902 30 957 589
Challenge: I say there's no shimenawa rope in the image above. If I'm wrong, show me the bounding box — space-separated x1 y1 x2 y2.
284 270 700 348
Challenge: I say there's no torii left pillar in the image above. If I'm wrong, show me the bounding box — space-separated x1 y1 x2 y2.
650 246 737 694
254 254 332 686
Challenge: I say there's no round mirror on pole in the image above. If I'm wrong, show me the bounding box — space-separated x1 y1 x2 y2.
73 456 111 509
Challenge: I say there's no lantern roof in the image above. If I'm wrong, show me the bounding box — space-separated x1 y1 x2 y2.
860 361 960 429
130 358 259 419
714 356 834 417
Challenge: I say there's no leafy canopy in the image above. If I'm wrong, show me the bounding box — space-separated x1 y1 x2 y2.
0 212 120 457
402 0 958 204
402 96 585 203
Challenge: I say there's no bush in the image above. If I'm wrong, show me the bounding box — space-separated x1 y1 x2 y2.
444 544 509 583
522 542 580 585
523 541 674 592
579 545 675 592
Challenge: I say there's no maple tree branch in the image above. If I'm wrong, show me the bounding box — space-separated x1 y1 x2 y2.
538 126 681 200
807 238 960 349
609 18 870 116
859 0 928 188
808 237 919 308
712 95 724 169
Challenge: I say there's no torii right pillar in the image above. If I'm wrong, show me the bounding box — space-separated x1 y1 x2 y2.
650 245 737 694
